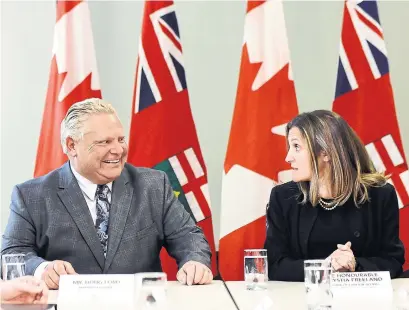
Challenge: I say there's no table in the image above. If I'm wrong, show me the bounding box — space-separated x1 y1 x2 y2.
226 279 409 310
3 279 408 309
22 280 237 310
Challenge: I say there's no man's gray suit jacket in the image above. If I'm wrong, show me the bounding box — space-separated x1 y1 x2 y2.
1 162 211 275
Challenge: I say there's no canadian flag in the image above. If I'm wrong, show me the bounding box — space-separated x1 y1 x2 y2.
219 0 299 281
34 0 101 177
332 0 409 270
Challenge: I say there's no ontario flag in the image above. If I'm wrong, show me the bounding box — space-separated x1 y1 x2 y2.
219 0 299 281
333 0 409 270
127 1 217 279
34 0 101 177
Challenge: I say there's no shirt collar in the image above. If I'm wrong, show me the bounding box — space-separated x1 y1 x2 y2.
70 163 113 201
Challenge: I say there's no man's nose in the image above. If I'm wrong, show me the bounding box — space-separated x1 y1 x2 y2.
110 140 124 154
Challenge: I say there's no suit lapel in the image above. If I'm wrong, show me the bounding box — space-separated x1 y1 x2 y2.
57 163 105 269
299 203 318 258
104 169 134 272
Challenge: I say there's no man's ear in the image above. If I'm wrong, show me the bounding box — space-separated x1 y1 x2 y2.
66 137 77 157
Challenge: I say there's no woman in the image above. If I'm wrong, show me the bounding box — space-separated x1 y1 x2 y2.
265 110 405 281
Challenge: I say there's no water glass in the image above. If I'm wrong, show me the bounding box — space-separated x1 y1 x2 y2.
394 287 409 310
244 249 268 290
2 253 26 280
304 259 332 309
135 272 167 309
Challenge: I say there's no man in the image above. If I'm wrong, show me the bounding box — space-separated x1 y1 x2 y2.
2 98 212 288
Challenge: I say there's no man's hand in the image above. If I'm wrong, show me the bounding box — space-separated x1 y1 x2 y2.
329 241 356 272
176 261 213 286
0 276 48 304
41 260 77 289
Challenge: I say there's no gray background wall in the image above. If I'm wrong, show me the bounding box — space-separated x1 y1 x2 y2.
1 1 409 248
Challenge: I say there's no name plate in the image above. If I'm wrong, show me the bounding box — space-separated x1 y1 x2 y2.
58 274 135 310
331 271 392 300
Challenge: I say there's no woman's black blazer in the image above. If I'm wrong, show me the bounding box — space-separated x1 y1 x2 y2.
264 181 405 281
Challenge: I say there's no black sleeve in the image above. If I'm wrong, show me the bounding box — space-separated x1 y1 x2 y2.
355 186 405 278
264 186 304 281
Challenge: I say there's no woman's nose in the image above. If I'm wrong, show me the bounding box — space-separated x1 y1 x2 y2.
285 152 293 163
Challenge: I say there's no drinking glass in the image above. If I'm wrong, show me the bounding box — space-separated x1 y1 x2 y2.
304 259 332 310
135 272 167 309
394 287 409 310
244 249 268 290
2 254 25 280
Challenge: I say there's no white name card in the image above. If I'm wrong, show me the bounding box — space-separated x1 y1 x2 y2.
58 274 135 310
331 271 392 301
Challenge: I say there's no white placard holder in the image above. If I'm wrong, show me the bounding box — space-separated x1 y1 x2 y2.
57 274 136 310
331 271 393 309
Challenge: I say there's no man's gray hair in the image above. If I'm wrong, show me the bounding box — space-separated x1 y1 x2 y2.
60 98 117 154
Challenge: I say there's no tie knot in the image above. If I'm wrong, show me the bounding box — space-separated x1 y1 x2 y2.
96 184 110 198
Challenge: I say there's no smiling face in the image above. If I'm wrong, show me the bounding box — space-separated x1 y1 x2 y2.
67 113 128 184
285 127 313 182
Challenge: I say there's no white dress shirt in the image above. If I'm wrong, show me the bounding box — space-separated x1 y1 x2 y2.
34 164 112 278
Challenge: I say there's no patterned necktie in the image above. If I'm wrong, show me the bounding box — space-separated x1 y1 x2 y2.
95 184 110 256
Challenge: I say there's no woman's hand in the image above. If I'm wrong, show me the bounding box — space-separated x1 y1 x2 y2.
329 241 356 272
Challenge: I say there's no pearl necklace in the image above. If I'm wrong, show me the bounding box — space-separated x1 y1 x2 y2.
318 198 339 211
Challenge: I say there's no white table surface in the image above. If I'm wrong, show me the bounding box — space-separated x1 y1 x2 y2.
226 279 409 310
46 280 237 310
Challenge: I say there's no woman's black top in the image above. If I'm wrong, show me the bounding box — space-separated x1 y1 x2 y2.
264 182 405 281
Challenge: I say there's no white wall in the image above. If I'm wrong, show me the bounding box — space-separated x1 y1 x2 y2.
1 1 409 248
